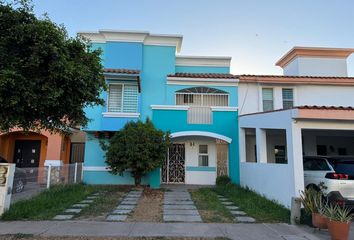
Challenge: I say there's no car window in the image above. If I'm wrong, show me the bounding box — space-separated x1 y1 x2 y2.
331 160 354 176
303 158 331 171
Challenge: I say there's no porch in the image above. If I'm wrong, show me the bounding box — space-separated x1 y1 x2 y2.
239 106 354 208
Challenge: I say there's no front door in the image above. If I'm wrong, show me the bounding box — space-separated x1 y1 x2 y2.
13 140 41 180
162 144 185 183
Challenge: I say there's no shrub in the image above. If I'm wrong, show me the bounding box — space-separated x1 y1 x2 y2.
216 175 231 185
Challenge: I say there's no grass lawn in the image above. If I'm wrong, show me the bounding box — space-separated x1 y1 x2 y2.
76 186 129 220
1 184 97 220
190 189 234 223
215 184 290 223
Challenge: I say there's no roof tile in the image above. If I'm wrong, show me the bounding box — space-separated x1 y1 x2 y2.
104 68 140 75
168 72 237 79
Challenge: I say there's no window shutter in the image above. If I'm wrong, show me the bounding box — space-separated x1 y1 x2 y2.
123 85 138 112
282 88 294 109
108 85 122 112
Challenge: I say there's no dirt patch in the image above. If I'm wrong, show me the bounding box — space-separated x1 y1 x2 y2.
0 235 230 240
127 187 163 222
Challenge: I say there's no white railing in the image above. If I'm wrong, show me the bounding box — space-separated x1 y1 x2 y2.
188 106 212 124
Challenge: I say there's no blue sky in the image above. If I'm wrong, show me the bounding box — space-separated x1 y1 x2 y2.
32 0 354 75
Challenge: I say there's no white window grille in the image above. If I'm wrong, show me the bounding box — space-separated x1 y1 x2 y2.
176 87 229 124
108 84 138 113
262 88 274 112
198 144 209 166
282 88 294 109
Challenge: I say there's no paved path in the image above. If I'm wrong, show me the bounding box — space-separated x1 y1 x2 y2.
163 187 202 222
0 221 329 240
106 189 143 221
217 194 255 223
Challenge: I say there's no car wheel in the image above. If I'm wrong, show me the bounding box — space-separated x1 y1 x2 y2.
13 179 25 193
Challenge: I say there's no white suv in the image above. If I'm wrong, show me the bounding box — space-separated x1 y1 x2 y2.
303 156 354 207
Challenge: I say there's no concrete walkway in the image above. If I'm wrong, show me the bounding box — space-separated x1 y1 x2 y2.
163 187 202 222
0 221 327 240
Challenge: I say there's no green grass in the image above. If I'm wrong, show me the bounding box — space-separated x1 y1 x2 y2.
76 185 129 219
215 184 290 223
190 188 234 223
1 184 96 220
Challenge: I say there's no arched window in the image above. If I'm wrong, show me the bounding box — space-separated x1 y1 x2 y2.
176 87 229 106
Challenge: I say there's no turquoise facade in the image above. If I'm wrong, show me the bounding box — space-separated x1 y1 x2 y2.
82 31 240 187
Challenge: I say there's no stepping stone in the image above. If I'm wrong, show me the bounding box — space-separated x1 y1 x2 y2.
164 200 193 205
218 198 228 201
106 214 128 221
164 205 197 210
164 197 192 201
222 202 233 205
53 215 74 220
163 215 202 222
80 200 94 203
112 209 132 215
87 196 99 199
72 204 89 208
124 197 139 201
231 210 246 216
226 206 239 210
116 205 135 210
164 209 200 215
121 200 138 205
64 208 82 214
92 193 101 196
235 216 256 223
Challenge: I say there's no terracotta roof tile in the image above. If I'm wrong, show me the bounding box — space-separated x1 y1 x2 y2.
168 72 237 79
297 105 354 110
104 68 140 75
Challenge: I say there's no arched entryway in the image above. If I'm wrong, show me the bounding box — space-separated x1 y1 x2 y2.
162 131 231 185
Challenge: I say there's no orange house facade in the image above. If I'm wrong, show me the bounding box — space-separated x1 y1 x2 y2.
0 129 85 169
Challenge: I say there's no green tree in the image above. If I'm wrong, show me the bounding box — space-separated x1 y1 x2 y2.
0 1 105 132
103 119 170 186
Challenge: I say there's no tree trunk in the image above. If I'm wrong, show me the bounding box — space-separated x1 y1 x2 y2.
134 174 142 186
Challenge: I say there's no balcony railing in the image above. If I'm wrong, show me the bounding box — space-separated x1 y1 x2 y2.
188 106 212 124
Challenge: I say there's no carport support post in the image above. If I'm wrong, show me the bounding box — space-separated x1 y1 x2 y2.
256 128 267 163
74 162 78 183
46 165 52 189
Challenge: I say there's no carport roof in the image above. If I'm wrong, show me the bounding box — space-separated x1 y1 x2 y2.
240 105 354 121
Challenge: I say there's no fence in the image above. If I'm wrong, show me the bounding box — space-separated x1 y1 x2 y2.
10 163 83 204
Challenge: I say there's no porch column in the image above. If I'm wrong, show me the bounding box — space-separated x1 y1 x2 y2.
287 122 304 198
256 128 267 163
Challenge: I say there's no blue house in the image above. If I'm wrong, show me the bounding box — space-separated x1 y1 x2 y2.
79 30 239 188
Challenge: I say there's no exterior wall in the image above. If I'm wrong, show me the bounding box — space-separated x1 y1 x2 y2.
173 136 217 185
152 108 239 183
238 83 354 115
175 66 229 74
239 110 303 208
283 57 348 77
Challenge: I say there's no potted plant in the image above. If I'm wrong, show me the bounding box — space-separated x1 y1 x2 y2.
300 187 328 229
324 204 353 240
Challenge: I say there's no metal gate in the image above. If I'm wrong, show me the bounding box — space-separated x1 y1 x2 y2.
162 144 185 183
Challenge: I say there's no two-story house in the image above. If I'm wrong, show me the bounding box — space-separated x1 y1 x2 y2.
78 30 239 188
238 47 354 207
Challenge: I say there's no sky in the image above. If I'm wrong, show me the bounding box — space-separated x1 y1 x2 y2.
31 0 354 76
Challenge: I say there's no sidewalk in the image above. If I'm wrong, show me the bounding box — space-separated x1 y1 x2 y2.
0 221 326 240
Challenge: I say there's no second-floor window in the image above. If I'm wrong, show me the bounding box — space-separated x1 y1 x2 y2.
262 88 274 111
108 84 138 113
282 88 294 109
176 87 229 106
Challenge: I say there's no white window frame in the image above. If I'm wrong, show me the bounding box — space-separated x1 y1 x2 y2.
282 88 295 109
198 144 209 167
104 83 139 117
261 88 274 112
175 92 230 106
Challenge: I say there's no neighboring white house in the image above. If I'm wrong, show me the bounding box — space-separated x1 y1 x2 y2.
237 47 354 207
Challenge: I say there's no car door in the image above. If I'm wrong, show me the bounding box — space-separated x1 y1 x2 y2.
303 157 332 188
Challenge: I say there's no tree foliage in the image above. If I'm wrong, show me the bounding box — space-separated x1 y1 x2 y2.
0 1 105 132
103 119 170 186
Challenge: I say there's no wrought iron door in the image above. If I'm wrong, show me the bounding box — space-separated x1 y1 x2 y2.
161 144 185 183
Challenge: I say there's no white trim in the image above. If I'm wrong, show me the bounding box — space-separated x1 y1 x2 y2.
176 55 231 67
78 30 183 53
102 112 140 118
211 106 238 112
151 105 189 110
171 131 232 143
167 80 238 87
83 166 111 171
